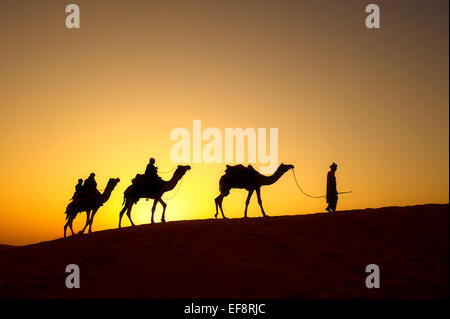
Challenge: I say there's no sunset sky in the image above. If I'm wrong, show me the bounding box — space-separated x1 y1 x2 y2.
0 0 448 245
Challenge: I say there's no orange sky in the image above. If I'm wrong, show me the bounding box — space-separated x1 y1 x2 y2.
0 0 448 245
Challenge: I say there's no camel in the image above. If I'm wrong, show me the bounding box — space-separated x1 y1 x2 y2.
64 178 120 238
214 163 294 219
118 165 191 228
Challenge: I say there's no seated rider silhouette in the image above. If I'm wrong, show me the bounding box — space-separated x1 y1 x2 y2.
132 157 163 191
145 158 158 178
71 178 83 201
83 173 100 203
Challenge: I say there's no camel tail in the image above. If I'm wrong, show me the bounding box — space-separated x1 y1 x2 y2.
64 202 73 219
65 207 73 221
123 185 135 206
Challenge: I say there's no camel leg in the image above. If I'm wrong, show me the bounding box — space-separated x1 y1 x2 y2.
215 194 227 219
214 195 220 218
79 210 91 235
256 188 267 217
119 204 128 228
64 218 71 238
88 207 99 233
126 205 136 226
159 198 167 223
244 189 254 218
68 216 75 237
151 199 158 224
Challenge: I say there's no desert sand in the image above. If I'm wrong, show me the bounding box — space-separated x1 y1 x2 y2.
0 204 447 298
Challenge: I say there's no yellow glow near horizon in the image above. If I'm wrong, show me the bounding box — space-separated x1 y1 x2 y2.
0 0 448 245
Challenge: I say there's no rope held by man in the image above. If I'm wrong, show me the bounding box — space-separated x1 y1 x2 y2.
162 174 186 201
291 169 353 198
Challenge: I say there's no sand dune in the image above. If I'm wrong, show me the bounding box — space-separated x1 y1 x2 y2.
0 204 447 298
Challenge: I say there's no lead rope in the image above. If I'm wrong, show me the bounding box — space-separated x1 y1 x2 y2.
158 167 177 174
291 169 353 198
291 169 326 198
162 174 186 201
142 166 180 201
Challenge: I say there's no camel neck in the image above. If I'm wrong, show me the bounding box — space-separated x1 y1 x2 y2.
100 185 113 203
260 168 284 186
164 171 181 192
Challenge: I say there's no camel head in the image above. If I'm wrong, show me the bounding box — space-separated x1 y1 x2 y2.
175 165 191 177
278 163 294 174
106 178 121 190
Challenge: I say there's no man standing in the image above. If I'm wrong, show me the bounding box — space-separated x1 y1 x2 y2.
326 162 338 213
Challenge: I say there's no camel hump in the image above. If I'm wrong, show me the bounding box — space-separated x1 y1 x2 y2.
133 174 145 183
225 164 255 175
133 173 163 185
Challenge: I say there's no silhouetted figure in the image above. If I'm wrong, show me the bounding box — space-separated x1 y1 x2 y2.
215 163 294 219
64 178 120 237
71 178 83 201
145 157 158 179
84 172 97 188
119 165 191 227
83 173 100 202
326 162 338 213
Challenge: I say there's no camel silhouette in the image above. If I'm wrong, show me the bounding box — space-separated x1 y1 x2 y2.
214 163 294 219
119 165 191 227
64 178 120 238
